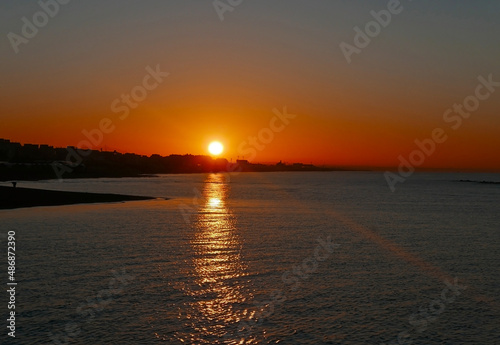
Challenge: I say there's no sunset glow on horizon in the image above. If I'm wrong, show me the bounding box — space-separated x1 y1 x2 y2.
1 1 499 171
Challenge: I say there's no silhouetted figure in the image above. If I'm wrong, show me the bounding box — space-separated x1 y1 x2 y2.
12 182 17 188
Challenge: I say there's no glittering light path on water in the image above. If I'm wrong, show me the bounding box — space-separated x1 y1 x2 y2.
174 174 260 344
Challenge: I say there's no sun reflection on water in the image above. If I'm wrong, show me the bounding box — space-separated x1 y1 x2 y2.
174 173 259 344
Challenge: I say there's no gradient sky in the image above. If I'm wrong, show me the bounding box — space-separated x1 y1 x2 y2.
1 0 499 170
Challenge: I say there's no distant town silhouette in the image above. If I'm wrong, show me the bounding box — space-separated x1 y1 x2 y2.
0 138 334 181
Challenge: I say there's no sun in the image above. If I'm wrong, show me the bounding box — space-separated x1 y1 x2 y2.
208 141 224 156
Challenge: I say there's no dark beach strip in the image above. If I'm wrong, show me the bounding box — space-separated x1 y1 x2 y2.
0 186 159 210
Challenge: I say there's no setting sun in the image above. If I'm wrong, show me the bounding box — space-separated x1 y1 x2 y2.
208 141 224 156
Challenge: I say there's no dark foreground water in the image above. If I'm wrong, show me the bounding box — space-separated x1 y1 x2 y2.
1 172 499 344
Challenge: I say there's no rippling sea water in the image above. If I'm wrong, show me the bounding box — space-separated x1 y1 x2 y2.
1 172 499 344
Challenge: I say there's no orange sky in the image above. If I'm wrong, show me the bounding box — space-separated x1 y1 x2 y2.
1 1 499 171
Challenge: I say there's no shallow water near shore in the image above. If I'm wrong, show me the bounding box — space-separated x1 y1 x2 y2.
1 172 499 344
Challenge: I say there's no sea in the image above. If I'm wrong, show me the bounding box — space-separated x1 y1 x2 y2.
1 171 499 344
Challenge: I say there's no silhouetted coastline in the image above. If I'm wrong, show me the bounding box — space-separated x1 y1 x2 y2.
458 179 500 185
0 138 336 181
0 186 158 209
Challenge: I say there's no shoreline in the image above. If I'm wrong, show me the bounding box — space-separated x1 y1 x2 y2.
0 186 159 210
